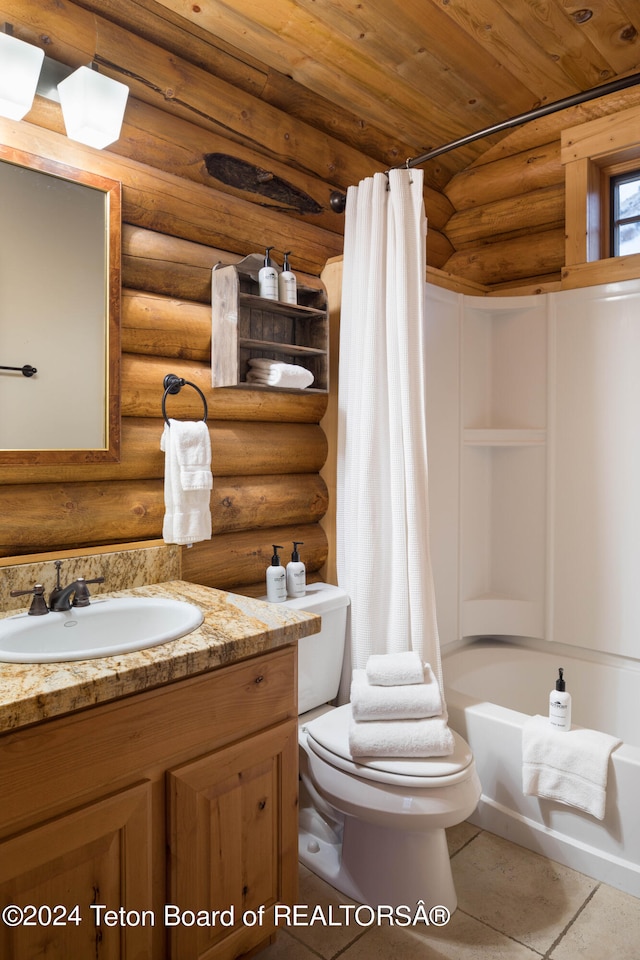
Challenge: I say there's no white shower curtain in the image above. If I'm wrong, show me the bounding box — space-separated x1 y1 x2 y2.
337 168 443 692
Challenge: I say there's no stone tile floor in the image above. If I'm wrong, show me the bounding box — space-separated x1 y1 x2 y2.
253 823 640 959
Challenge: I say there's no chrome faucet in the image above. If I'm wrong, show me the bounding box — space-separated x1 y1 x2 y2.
48 560 105 612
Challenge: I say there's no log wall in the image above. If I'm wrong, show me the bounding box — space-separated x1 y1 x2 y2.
441 86 640 290
3 0 640 594
0 0 362 592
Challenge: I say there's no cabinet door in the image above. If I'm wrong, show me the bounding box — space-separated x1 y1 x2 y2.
168 720 298 960
0 782 153 960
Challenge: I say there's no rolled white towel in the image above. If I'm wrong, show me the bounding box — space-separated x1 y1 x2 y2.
247 359 314 389
350 668 442 721
348 714 455 758
365 651 425 686
522 715 621 820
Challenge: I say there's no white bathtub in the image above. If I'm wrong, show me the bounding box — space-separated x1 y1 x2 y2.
443 637 640 897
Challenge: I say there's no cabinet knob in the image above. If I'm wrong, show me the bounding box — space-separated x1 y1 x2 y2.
254 675 264 684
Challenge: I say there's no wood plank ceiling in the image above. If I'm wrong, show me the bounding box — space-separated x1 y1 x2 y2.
59 0 640 282
115 0 640 187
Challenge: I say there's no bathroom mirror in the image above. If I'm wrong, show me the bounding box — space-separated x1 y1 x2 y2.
0 145 121 464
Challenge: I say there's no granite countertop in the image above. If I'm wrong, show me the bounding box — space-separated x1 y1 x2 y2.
0 580 319 734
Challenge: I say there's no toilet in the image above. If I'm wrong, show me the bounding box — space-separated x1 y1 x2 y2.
282 582 481 914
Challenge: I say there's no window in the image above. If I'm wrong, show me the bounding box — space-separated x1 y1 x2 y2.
562 104 640 283
611 171 640 256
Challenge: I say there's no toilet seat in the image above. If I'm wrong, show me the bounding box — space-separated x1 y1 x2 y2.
302 703 474 789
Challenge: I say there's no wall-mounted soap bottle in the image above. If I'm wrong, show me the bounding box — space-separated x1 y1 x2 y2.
266 544 287 602
278 251 297 304
549 667 572 731
259 246 278 300
286 541 306 598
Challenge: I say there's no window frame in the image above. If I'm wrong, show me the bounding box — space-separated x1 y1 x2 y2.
561 104 640 285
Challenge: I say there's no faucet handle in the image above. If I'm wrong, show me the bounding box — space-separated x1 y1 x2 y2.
10 584 49 616
72 576 105 607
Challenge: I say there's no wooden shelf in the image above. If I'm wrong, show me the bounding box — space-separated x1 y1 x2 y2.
212 259 329 393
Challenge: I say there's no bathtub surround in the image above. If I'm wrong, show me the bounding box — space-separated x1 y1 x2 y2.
337 168 443 704
424 278 640 662
522 715 621 820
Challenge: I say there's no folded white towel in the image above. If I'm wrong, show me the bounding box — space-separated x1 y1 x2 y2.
161 420 212 545
350 667 442 721
348 713 455 758
522 715 621 820
365 651 425 686
171 419 213 491
246 359 314 389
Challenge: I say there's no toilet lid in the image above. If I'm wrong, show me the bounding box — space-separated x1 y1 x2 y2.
303 703 474 785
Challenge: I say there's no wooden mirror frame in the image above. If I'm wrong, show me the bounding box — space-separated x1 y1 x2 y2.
0 145 121 465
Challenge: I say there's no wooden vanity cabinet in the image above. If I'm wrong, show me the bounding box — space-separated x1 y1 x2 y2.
0 645 298 960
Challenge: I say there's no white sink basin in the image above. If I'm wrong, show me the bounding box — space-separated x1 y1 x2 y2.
0 596 204 663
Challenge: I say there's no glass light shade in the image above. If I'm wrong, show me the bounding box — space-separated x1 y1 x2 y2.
57 65 129 149
0 32 45 120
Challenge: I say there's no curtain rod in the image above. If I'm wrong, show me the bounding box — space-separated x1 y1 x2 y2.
329 70 640 213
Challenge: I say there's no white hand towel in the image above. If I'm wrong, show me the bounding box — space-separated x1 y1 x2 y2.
161 420 212 545
172 419 213 491
350 668 443 721
247 359 314 389
365 651 425 686
522 715 621 820
348 714 455 758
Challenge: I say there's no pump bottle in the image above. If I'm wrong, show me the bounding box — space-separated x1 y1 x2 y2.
259 246 278 300
549 667 572 731
266 544 287 602
278 251 297 304
286 541 306 598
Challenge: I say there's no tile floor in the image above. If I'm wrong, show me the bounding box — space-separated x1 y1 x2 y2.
253 823 640 959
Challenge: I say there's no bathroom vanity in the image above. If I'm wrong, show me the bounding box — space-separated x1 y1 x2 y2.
0 581 318 959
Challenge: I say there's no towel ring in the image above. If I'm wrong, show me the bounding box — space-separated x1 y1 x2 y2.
162 373 208 425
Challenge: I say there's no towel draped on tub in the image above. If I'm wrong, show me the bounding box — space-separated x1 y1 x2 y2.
522 714 621 820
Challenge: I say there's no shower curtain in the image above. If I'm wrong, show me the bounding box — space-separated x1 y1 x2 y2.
336 168 444 692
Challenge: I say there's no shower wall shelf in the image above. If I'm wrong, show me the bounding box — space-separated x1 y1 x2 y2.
460 295 548 641
211 260 328 393
462 428 546 446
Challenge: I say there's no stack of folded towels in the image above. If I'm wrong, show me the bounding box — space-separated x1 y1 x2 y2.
348 651 455 758
246 357 314 389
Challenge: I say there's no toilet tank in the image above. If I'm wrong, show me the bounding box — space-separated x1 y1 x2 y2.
280 582 350 715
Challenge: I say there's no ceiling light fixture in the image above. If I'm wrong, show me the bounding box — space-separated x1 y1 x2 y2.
0 24 129 149
0 24 45 120
57 63 129 149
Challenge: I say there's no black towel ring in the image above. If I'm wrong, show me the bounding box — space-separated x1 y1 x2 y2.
162 373 208 425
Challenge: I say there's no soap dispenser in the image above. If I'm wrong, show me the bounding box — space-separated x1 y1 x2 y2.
266 544 287 602
278 251 297 304
286 541 306 598
258 246 278 300
549 667 572 731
